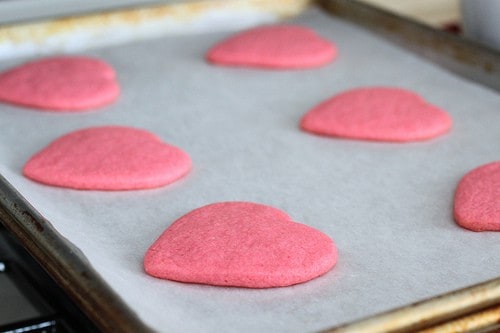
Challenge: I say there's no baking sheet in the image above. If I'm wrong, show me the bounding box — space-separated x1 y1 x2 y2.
0 7 499 333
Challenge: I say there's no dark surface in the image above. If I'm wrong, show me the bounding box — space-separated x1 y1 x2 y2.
0 175 153 333
0 223 99 332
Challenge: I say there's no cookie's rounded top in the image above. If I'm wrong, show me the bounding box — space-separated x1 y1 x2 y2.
23 126 191 190
454 161 500 232
206 25 336 69
301 87 452 142
144 201 337 288
0 56 120 111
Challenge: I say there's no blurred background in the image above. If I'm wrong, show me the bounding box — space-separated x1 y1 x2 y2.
361 0 460 28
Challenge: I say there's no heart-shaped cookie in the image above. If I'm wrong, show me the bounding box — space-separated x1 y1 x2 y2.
301 87 452 142
0 56 119 111
206 25 336 69
23 126 191 190
454 161 500 231
144 202 337 288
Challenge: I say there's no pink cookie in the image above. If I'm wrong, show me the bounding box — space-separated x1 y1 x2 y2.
23 126 191 190
0 56 119 111
206 25 336 69
301 87 452 142
144 202 337 288
454 161 500 232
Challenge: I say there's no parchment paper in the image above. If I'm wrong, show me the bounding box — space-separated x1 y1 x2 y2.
0 8 499 333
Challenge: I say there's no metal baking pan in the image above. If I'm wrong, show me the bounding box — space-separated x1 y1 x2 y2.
320 0 500 92
0 176 151 332
0 1 499 332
